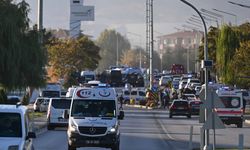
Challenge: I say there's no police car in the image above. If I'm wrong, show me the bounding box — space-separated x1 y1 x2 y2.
67 85 124 150
216 87 244 128
0 104 36 150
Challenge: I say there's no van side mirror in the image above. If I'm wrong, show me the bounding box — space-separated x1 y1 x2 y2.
26 132 36 140
118 111 124 120
63 109 69 119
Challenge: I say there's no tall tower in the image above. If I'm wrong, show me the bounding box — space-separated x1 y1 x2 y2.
70 0 84 38
70 0 95 38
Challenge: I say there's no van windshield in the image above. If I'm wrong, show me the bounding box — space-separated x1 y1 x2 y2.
42 91 60 98
51 99 71 109
219 97 241 108
71 100 116 118
0 113 22 137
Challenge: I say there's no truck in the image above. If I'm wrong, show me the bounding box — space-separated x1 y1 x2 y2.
67 85 124 150
215 87 244 128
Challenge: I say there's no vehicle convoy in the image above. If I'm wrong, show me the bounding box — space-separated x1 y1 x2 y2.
215 88 244 128
0 104 36 150
67 86 124 150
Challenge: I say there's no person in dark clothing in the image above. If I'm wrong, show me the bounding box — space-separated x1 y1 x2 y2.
119 94 124 110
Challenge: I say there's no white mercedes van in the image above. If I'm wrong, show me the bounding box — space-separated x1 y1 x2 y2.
67 85 124 150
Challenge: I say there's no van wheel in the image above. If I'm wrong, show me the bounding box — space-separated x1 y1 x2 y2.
111 142 120 150
169 113 172 118
47 124 54 130
237 122 243 128
68 144 76 150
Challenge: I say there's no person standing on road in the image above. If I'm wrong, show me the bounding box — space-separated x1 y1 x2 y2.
119 94 124 110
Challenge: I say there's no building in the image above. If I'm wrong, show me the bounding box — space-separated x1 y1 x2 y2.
157 30 203 73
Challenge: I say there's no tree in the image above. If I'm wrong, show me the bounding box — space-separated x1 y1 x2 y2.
47 35 100 87
0 0 46 90
216 25 239 85
96 29 131 71
198 26 219 72
232 41 250 88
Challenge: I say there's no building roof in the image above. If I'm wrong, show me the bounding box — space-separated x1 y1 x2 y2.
158 30 203 39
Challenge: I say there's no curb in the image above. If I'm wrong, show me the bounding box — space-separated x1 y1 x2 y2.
125 104 153 109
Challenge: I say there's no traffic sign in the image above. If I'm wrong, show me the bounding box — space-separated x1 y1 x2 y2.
203 112 225 129
199 87 224 109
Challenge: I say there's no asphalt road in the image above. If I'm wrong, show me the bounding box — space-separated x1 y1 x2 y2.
33 106 250 150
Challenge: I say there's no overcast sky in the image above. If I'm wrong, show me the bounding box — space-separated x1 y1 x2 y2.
23 0 250 47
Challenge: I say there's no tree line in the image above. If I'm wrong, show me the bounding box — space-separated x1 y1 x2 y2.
199 23 250 88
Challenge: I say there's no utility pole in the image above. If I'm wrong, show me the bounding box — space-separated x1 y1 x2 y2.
38 0 43 44
146 0 150 85
180 1 209 149
149 0 154 89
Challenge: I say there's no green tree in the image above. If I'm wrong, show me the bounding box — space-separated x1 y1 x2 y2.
96 29 131 71
216 25 239 85
0 0 46 91
232 41 250 88
198 27 219 72
47 36 100 87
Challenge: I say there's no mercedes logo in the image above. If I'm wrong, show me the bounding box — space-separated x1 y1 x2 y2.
89 127 96 134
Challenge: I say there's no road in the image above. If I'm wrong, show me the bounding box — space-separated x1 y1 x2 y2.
33 106 250 150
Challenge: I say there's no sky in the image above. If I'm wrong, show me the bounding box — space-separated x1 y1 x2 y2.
22 0 250 47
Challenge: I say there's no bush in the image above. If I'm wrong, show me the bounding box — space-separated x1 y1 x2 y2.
0 89 7 104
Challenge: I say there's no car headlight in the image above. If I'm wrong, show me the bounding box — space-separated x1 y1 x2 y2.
69 120 77 133
8 145 19 150
108 125 118 134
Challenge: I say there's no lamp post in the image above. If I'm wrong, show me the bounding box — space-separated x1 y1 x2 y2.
180 1 209 150
38 0 43 44
212 8 237 25
201 8 224 25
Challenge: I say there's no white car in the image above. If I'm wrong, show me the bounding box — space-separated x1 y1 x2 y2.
159 75 172 86
0 104 36 150
33 97 50 112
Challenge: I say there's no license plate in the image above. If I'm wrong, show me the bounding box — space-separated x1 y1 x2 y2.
85 140 100 144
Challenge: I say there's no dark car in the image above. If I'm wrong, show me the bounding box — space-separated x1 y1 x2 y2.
189 100 202 115
169 99 191 118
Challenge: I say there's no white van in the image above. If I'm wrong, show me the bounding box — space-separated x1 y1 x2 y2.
67 86 124 150
0 104 36 150
47 98 72 130
216 88 244 128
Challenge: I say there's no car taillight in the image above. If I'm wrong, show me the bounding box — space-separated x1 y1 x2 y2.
171 105 176 109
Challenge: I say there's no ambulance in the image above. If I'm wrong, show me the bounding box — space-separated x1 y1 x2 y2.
215 87 244 128
67 85 124 150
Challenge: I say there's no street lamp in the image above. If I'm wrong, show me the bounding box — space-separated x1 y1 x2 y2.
212 8 237 25
201 8 224 25
180 1 210 150
228 1 250 9
116 31 119 66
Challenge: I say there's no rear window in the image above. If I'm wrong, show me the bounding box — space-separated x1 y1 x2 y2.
51 99 71 109
42 91 60 98
242 91 249 97
124 91 130 95
219 97 241 108
139 91 145 96
0 113 22 137
173 101 188 106
131 91 137 95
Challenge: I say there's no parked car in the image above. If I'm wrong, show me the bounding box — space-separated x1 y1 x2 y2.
47 98 72 130
6 96 21 105
33 97 50 112
189 100 202 115
169 99 191 118
0 104 36 150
